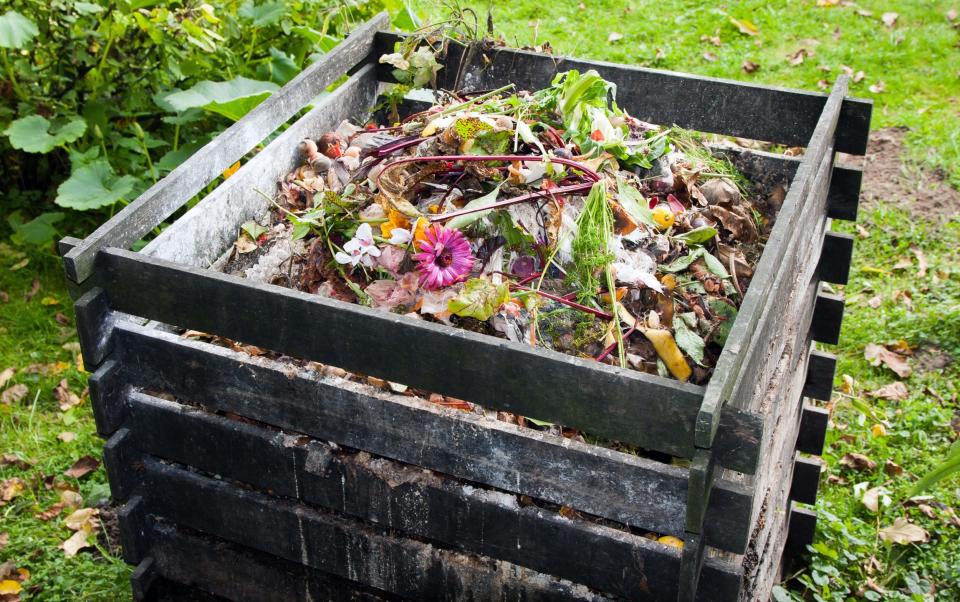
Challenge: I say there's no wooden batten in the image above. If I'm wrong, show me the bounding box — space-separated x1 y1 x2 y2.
818 231 855 285
796 405 830 455
802 350 837 401
810 292 845 345
790 455 823 505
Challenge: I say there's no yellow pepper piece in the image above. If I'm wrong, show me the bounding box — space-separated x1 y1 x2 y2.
657 535 684 549
641 327 692 382
652 206 675 230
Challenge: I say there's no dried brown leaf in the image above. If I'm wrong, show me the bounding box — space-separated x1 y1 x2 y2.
862 486 888 513
64 507 99 531
1 478 26 504
0 368 13 389
839 452 877 471
879 517 929 544
741 60 760 73
867 295 882 309
868 381 908 401
0 454 34 471
869 80 886 93
60 528 93 558
54 379 82 412
24 277 40 301
864 343 912 378
0 533 7 551
911 246 928 277
702 51 718 62
57 431 77 442
607 31 623 43
63 455 100 479
0 384 27 405
881 12 898 28
884 460 904 476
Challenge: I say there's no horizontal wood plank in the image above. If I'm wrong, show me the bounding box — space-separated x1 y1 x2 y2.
140 459 616 601
91 246 762 470
119 391 742 600
375 33 872 155
62 13 389 284
143 64 380 269
109 321 753 553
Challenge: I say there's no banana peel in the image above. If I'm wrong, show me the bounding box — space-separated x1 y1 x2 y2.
641 327 692 382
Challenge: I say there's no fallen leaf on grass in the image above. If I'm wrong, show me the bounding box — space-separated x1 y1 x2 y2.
40 296 59 306
879 517 929 544
858 579 887 596
0 368 14 388
607 31 623 43
788 48 809 66
856 224 870 238
23 277 39 301
741 60 760 73
868 381 908 401
700 34 722 46
65 507 99 530
885 460 904 476
862 486 890 513
1 384 28 405
35 503 66 521
867 295 882 308
53 379 82 411
55 312 71 325
840 453 877 471
729 16 759 36
57 432 77 442
911 246 928 277
871 423 887 437
64 455 100 479
948 9 958 21
864 343 912 378
0 533 7 551
702 51 718 62
881 12 898 28
0 580 22 595
869 80 886 94
816 0 840 6
0 454 34 470
1 478 26 504
60 529 94 558
9 258 29 271
817 80 830 90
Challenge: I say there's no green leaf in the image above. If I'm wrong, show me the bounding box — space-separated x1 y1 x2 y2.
238 1 286 27
241 221 269 240
674 226 718 245
448 278 511 321
0 11 39 49
256 48 299 85
661 248 703 273
55 161 140 210
446 185 503 230
909 441 960 495
7 211 65 246
707 298 737 345
702 249 730 278
3 115 87 153
73 2 105 15
163 77 279 121
390 2 421 31
673 317 706 366
615 176 655 227
292 26 339 52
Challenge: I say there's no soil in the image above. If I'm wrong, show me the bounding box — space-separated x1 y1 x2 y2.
851 127 960 220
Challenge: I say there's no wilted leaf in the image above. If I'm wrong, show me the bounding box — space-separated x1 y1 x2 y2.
868 381 908 400
871 423 887 437
884 460 904 476
840 453 877 471
741 60 760 73
164 77 279 121
0 10 39 49
64 455 100 479
881 12 898 28
0 579 22 595
862 486 890 513
702 51 718 62
0 532 7 551
867 295 882 308
3 115 86 153
448 278 510 321
60 528 93 558
948 9 957 21
64 507 99 531
729 16 759 36
1 384 27 404
55 161 139 210
58 432 77 442
0 454 33 470
869 80 886 94
864 343 912 378
788 48 809 66
911 246 928 277
1 477 26 503
607 31 623 43
879 518 929 544
0 367 13 388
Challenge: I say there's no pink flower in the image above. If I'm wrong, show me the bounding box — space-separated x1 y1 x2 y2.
413 225 475 290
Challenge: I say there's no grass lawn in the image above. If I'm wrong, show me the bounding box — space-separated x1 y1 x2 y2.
2 1 959 600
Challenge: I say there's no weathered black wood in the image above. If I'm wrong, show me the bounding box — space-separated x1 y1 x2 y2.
810 292 845 346
74 287 114 370
140 459 614 601
695 77 847 454
134 576 230 602
103 428 141 502
147 522 402 602
119 391 741 600
110 322 752 553
143 64 380 269
802 351 836 401
58 236 90 300
784 504 817 558
375 33 872 155
677 532 707 602
817 231 855 285
62 14 389 284
91 247 763 472
89 359 126 436
789 456 822 506
131 558 160 602
118 495 149 564
796 405 830 455
827 165 862 221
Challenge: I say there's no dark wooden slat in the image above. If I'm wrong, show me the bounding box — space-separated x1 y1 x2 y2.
802 350 836 401
784 503 818 557
130 558 160 602
91 247 767 470
141 460 615 601
58 236 90 301
827 165 862 221
74 287 114 370
817 231 855 285
120 391 741 600
695 76 847 453
810 292 845 346
796 405 830 455
790 456 822 505
146 523 396 602
103 428 141 502
89 359 126 437
375 33 872 155
62 13 389 284
118 496 149 564
110 322 752 553
143 64 380 269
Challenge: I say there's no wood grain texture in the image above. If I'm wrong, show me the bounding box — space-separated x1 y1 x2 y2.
108 321 752 553
90 247 762 471
62 13 389 284
118 391 742 601
143 64 380 269
375 33 872 155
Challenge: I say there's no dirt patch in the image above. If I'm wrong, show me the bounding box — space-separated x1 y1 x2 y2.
96 500 123 558
852 127 960 220
914 344 954 375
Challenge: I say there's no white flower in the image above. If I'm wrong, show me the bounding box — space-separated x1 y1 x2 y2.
387 226 412 246
335 222 381 267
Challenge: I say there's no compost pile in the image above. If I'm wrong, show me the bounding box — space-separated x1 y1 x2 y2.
235 69 776 386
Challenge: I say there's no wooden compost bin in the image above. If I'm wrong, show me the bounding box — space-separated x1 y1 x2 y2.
61 13 871 602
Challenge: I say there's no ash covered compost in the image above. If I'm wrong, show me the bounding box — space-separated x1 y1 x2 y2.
224 67 780 390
